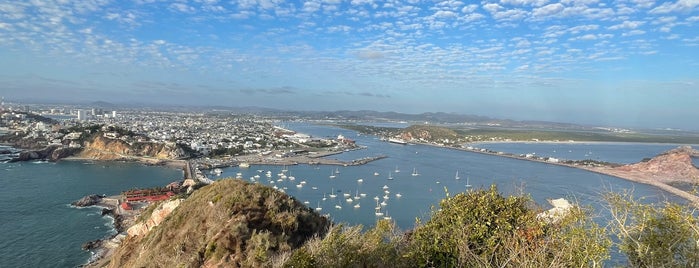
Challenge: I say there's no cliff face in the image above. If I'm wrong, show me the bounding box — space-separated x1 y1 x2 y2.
78 135 188 160
109 179 330 268
614 146 699 184
127 199 182 237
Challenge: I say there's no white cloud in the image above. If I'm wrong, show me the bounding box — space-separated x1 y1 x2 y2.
622 29 645 36
533 3 564 17
461 4 478 13
433 10 458 18
650 0 699 14
608 20 645 30
501 0 550 6
687 16 699 22
170 3 196 13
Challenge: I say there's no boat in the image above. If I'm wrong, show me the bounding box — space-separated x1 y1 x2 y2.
345 198 353 203
387 138 407 145
394 166 400 173
466 176 472 188
334 167 340 174
213 168 223 176
357 178 363 183
373 172 379 176
374 200 384 216
311 186 318 190
382 185 389 190
411 168 419 177
335 204 342 210
322 193 327 201
383 209 392 220
239 162 250 168
395 193 402 198
303 200 310 205
353 203 361 209
329 188 337 198
455 170 460 180
354 190 361 200
296 183 303 188
387 171 393 180
329 170 336 179
343 193 351 198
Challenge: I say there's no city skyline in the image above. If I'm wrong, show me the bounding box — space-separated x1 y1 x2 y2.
0 0 697 129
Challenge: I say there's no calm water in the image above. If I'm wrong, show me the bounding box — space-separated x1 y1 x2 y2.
0 160 181 267
215 123 688 231
0 123 693 267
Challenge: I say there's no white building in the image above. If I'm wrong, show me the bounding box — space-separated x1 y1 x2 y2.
77 110 88 120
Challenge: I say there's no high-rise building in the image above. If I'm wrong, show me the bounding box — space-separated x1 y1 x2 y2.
77 110 88 120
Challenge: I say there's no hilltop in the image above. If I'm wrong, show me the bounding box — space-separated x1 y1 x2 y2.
106 179 330 267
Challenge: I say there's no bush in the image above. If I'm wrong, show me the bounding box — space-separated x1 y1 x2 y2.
606 192 699 267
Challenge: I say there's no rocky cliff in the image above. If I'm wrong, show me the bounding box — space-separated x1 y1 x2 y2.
78 135 188 160
108 179 330 268
613 146 699 184
127 199 182 237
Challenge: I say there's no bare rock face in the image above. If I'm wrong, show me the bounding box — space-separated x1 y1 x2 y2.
72 194 104 207
79 135 189 160
127 199 183 237
615 146 699 184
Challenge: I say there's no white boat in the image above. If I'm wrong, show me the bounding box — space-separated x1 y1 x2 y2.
329 170 336 179
387 171 393 180
466 176 472 188
395 193 402 198
374 200 384 216
455 170 460 180
311 186 318 190
345 198 353 203
360 193 367 197
354 203 360 208
329 188 337 198
357 178 363 183
303 200 310 205
383 210 392 220
213 168 223 175
334 167 340 174
411 168 419 176
335 203 342 209
394 166 400 173
387 138 407 145
343 193 351 198
382 185 389 190
373 172 379 176
315 201 322 212
239 163 250 168
296 183 303 188
373 196 380 201
322 193 327 201
354 190 361 200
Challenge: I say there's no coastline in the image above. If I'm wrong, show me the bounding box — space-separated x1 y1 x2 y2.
414 140 699 206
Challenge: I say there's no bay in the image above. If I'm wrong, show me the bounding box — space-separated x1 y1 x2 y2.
0 160 182 267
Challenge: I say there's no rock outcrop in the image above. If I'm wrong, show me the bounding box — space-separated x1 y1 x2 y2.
72 194 104 207
78 135 188 160
613 146 699 184
127 199 183 237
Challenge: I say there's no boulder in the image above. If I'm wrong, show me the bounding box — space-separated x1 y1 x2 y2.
72 194 103 207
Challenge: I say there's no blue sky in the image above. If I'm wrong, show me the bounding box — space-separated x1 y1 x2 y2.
0 0 698 129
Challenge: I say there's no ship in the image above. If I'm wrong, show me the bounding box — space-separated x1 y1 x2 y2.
387 138 408 145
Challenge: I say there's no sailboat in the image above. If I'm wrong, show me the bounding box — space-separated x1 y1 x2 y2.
315 201 322 212
465 176 472 188
411 168 419 177
374 199 384 216
329 188 337 198
329 169 336 179
455 170 460 180
387 171 393 180
394 166 400 173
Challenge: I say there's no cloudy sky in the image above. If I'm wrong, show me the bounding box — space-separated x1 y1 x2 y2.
0 0 697 129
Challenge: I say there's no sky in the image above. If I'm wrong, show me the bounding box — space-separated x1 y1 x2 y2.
0 0 698 129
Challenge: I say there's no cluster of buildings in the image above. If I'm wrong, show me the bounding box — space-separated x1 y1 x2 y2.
1 104 356 159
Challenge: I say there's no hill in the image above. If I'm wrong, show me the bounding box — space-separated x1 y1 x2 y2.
107 179 330 267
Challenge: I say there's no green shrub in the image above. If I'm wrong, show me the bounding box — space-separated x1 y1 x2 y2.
606 192 699 267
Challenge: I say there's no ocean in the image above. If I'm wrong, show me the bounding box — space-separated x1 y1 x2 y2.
0 123 694 266
0 160 181 267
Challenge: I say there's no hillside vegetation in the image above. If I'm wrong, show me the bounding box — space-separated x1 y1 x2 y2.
107 180 699 267
108 179 330 267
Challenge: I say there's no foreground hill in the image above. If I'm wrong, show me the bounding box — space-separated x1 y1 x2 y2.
108 179 330 267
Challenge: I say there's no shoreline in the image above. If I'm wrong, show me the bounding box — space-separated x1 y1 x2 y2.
412 140 699 206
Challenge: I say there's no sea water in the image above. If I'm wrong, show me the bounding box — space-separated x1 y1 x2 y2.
0 160 181 267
